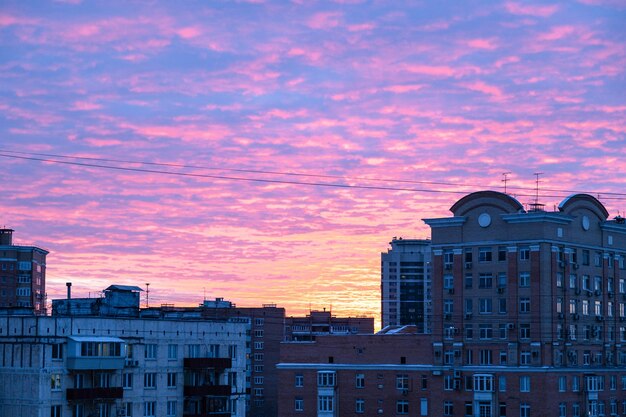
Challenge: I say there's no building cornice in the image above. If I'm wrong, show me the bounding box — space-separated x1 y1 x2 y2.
422 217 467 228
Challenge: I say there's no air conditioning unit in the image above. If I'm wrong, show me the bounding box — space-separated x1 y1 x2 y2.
506 323 515 330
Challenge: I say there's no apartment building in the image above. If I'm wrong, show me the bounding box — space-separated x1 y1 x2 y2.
0 228 48 314
284 309 374 342
277 191 626 417
381 238 431 332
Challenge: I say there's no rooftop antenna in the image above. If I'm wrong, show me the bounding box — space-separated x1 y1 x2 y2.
529 172 545 212
502 172 512 194
145 283 150 308
203 287 206 302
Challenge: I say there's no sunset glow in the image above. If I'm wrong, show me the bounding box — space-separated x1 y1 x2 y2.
1 1 625 328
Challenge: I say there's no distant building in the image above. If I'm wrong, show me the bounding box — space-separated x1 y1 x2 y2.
277 191 626 417
381 238 431 332
0 228 48 314
285 309 374 342
0 303 248 417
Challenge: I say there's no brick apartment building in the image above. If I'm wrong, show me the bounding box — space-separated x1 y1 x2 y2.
0 228 48 314
277 191 626 417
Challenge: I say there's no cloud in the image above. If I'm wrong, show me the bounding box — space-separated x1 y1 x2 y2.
505 2 559 17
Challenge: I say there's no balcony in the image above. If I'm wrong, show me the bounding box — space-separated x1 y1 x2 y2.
184 385 231 397
184 358 232 369
66 387 123 401
183 414 230 417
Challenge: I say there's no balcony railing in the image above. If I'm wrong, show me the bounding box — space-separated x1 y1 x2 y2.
184 358 232 369
66 387 123 400
184 384 231 397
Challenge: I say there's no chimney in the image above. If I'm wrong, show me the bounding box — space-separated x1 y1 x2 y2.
0 228 14 246
66 282 72 299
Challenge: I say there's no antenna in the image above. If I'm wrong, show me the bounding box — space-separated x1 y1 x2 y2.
145 283 150 308
534 172 543 205
502 172 512 194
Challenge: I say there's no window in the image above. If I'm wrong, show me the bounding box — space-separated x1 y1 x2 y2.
167 344 177 360
144 401 156 417
520 376 530 392
556 272 563 287
166 401 176 417
479 349 492 365
254 341 264 350
570 299 577 315
51 405 62 417
520 298 530 313
355 373 364 388
479 273 493 288
519 272 530 287
443 274 454 289
573 403 580 417
444 375 454 390
144 372 156 389
122 373 133 389
16 287 31 296
318 396 334 412
255 317 264 326
228 344 237 359
444 299 454 314
355 398 364 413
167 372 176 388
145 344 157 360
51 344 63 360
498 272 507 288
254 376 264 385
520 247 530 260
187 344 200 358
295 397 304 412
443 251 454 269
465 298 473 314
572 375 580 391
50 374 62 391
317 371 335 387
396 400 409 414
479 324 493 340
519 324 530 339
558 376 566 392
559 403 566 417
444 401 453 416
498 246 507 261
254 388 264 397
465 273 473 289
499 298 507 314
295 374 304 387
520 404 530 417
474 374 494 392
479 247 493 262
500 350 507 364
520 351 531 365
465 325 474 340
499 375 506 392
479 298 493 314
254 330 264 338
583 275 591 291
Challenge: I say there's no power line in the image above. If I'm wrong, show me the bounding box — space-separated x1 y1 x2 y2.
1 150 626 201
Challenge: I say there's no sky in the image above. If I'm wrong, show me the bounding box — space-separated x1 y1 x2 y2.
1 0 625 327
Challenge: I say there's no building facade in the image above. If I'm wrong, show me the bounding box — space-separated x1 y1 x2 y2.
277 191 626 417
0 228 48 314
285 309 374 342
381 238 431 332
0 312 248 417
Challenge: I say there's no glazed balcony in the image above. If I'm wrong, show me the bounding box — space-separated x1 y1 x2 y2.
183 384 231 397
184 358 231 369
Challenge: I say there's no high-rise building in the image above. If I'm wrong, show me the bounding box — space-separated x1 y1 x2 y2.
381 238 431 332
277 191 626 417
0 228 48 314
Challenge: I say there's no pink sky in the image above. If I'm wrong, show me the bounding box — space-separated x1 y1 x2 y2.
1 1 625 328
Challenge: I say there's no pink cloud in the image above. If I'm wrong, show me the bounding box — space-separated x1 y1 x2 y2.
505 2 559 17
71 101 102 111
307 12 343 29
538 25 576 41
466 38 499 50
494 55 520 68
176 27 202 39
